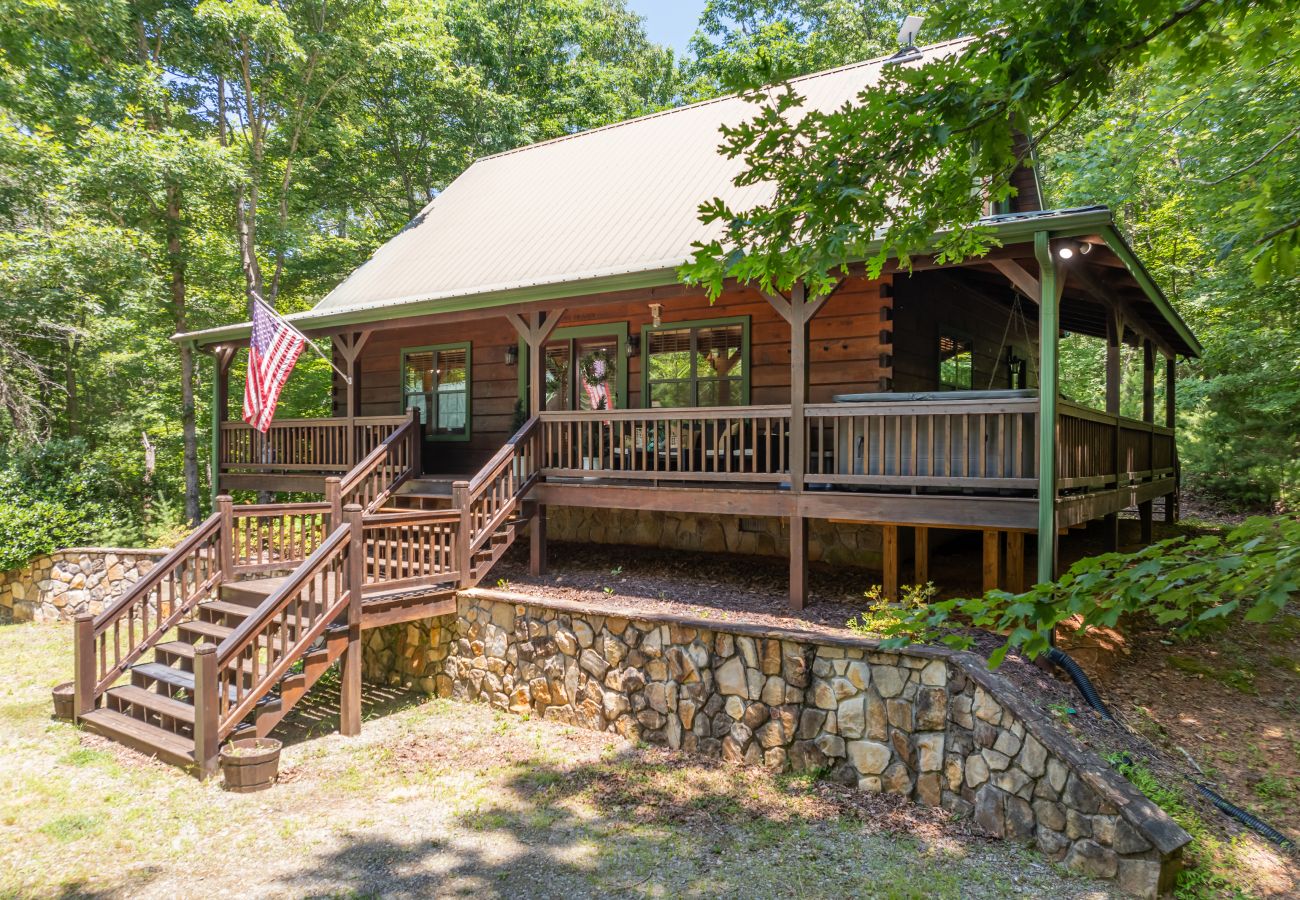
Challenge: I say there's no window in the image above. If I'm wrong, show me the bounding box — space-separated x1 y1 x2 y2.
542 325 626 411
644 318 747 407
938 333 973 391
402 343 470 439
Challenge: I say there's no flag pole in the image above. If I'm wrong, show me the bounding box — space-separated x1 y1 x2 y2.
251 292 352 384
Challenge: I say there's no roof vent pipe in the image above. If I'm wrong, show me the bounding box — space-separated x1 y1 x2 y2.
887 15 925 63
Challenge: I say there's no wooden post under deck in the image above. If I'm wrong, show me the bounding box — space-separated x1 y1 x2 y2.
789 516 808 612
1139 340 1155 544
881 525 899 600
340 503 364 737
1005 531 1026 594
982 530 1001 594
913 526 929 586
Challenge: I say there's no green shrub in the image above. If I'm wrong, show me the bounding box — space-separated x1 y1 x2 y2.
865 516 1299 667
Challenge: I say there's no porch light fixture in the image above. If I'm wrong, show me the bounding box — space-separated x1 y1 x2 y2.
1057 245 1075 260
627 334 640 354
505 344 519 366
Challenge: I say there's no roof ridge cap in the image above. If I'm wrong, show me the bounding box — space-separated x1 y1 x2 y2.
472 35 976 165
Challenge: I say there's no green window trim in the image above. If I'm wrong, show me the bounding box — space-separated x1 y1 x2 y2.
516 322 629 411
401 341 472 442
640 315 751 408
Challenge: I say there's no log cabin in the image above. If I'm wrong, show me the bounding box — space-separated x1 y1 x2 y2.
69 38 1199 773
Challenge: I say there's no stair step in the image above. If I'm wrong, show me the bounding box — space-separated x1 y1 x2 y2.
176 620 235 643
155 641 258 676
220 576 287 607
106 685 195 725
130 663 248 703
198 600 255 623
79 708 194 768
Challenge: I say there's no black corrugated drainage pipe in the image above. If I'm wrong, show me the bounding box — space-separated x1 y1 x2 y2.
1044 646 1295 850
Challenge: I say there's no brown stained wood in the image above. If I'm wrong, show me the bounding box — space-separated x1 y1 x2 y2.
882 524 899 601
914 526 929 586
530 502 547 576
1005 531 1025 594
789 515 807 611
982 530 1001 594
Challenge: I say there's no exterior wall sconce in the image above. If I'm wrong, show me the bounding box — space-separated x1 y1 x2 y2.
505 344 519 366
627 334 640 354
649 302 662 326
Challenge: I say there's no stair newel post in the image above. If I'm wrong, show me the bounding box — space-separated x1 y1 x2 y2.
192 642 220 779
325 476 343 532
452 480 472 588
216 494 235 581
73 613 96 719
408 406 423 478
340 503 365 737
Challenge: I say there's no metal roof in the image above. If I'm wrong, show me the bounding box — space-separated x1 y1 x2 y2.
175 35 1198 357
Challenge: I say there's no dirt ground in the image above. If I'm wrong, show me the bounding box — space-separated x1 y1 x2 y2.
0 621 1114 899
486 526 1300 896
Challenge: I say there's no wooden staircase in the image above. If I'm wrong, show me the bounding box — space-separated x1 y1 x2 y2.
71 415 543 777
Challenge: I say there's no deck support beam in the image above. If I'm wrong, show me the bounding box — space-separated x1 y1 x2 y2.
1033 232 1064 585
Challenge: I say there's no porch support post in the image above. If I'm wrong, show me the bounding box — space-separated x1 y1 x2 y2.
1005 531 1026 594
209 346 234 507
1139 340 1155 544
506 309 567 416
333 331 372 466
340 503 364 737
763 279 838 610
1033 232 1062 585
982 530 1001 594
1165 356 1179 523
1103 312 1122 552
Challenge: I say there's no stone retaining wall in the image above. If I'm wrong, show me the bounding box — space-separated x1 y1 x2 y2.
0 548 168 625
548 506 889 568
364 588 1191 897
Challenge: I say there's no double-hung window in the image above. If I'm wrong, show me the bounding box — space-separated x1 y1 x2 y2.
643 318 748 407
402 343 470 439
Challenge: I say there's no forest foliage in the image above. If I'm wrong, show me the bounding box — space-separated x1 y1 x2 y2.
1 0 1297 568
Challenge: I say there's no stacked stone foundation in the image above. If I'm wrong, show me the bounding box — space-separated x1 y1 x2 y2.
363 589 1191 897
1 548 168 624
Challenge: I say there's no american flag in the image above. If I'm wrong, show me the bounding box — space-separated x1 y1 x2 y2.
243 297 306 433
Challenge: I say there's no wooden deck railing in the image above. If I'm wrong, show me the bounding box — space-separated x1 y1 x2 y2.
536 398 1174 495
538 407 792 482
222 498 330 576
329 410 422 517
219 414 410 475
804 398 1039 489
74 513 224 712
360 509 462 593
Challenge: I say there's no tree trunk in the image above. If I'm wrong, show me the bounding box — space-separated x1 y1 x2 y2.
166 183 201 525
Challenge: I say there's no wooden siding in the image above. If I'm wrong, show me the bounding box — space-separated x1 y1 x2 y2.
338 276 893 471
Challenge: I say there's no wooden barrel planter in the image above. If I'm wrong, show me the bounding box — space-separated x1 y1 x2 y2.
52 682 75 720
219 738 282 793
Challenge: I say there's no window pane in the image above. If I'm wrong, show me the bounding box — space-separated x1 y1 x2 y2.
433 348 467 433
696 325 743 381
575 337 617 411
698 378 743 407
647 329 692 382
543 343 571 410
404 351 434 393
939 334 973 390
650 381 690 408
404 392 430 425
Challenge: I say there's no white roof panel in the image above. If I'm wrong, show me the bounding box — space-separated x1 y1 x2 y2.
311 38 974 317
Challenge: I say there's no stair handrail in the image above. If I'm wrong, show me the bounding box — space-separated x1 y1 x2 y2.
329 408 422 520
461 416 541 553
74 511 225 715
207 506 362 741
